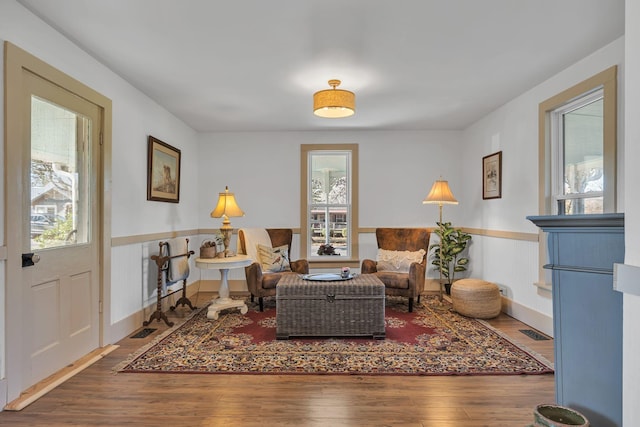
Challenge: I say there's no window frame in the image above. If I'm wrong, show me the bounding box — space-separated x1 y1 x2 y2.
539 65 617 216
300 144 359 268
535 65 617 289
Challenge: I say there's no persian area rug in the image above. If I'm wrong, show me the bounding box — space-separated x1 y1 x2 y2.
114 296 553 376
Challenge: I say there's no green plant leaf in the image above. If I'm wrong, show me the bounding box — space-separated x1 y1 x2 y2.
449 246 464 256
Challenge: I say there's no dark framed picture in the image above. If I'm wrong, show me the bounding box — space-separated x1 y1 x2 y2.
482 151 502 200
147 136 181 203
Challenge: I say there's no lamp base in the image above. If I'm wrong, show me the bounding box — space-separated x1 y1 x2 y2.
220 227 235 257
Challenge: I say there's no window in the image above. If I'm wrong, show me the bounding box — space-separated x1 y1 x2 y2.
30 96 92 248
535 66 617 289
300 144 359 266
539 66 617 215
551 90 604 214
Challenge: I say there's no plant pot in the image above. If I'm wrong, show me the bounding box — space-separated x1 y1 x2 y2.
200 246 217 259
531 404 589 427
444 283 452 295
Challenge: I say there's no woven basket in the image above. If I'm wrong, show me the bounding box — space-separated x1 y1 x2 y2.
276 273 386 339
451 278 501 319
199 246 217 259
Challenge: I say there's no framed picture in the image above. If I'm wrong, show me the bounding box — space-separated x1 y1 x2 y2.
482 151 502 200
147 136 181 203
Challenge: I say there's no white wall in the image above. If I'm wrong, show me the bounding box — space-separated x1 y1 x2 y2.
623 1 640 424
196 130 462 282
197 130 463 227
458 37 624 335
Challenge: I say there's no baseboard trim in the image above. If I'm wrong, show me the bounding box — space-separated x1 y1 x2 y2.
110 309 147 343
501 297 553 337
111 282 203 343
3 345 119 411
0 378 6 412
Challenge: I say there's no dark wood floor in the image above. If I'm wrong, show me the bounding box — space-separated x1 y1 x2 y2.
0 292 554 426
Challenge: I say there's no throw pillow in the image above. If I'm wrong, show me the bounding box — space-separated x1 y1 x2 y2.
257 243 291 273
376 248 426 273
238 228 271 261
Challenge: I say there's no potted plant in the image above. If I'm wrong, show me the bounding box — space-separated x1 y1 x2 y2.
317 243 336 255
429 221 472 294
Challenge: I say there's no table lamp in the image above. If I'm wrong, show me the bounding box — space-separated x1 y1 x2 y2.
423 178 458 300
211 186 244 257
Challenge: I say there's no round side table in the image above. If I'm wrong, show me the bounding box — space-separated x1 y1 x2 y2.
195 254 252 320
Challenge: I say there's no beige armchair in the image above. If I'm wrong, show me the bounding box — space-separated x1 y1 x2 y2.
238 228 309 311
361 228 430 312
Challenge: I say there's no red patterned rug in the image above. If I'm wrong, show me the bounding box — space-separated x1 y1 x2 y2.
115 296 553 376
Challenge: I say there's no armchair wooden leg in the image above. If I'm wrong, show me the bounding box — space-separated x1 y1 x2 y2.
408 297 414 313
259 297 264 312
251 294 255 302
417 294 421 304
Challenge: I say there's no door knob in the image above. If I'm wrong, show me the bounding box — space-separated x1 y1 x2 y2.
22 252 40 267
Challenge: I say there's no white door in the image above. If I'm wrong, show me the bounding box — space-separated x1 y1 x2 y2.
19 70 101 386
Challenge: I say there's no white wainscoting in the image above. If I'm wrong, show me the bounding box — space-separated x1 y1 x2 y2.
466 233 553 336
111 235 201 325
110 228 553 338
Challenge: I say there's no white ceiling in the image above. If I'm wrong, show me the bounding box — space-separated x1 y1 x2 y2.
18 0 624 132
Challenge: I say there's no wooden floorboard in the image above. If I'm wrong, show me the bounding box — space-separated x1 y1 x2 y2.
0 292 554 426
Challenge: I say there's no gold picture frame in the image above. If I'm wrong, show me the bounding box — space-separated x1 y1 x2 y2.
147 136 181 203
482 151 502 200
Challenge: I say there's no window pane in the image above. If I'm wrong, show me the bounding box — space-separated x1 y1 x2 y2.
309 151 350 258
31 96 90 249
310 154 348 203
562 98 604 200
561 196 604 215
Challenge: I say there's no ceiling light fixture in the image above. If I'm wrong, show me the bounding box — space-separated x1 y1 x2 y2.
313 79 355 118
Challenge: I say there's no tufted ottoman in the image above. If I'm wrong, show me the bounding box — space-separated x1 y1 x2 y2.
451 279 501 319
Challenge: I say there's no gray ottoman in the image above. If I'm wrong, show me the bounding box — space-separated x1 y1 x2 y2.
451 278 501 319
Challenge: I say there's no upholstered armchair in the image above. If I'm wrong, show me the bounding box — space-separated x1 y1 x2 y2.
238 228 309 311
361 228 430 312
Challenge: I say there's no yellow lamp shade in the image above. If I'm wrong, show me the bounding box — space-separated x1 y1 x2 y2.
313 79 355 118
423 179 458 205
211 186 244 227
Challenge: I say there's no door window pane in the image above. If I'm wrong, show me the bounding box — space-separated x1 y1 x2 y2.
31 96 90 249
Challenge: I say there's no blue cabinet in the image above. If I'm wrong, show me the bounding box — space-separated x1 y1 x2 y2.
528 214 623 427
